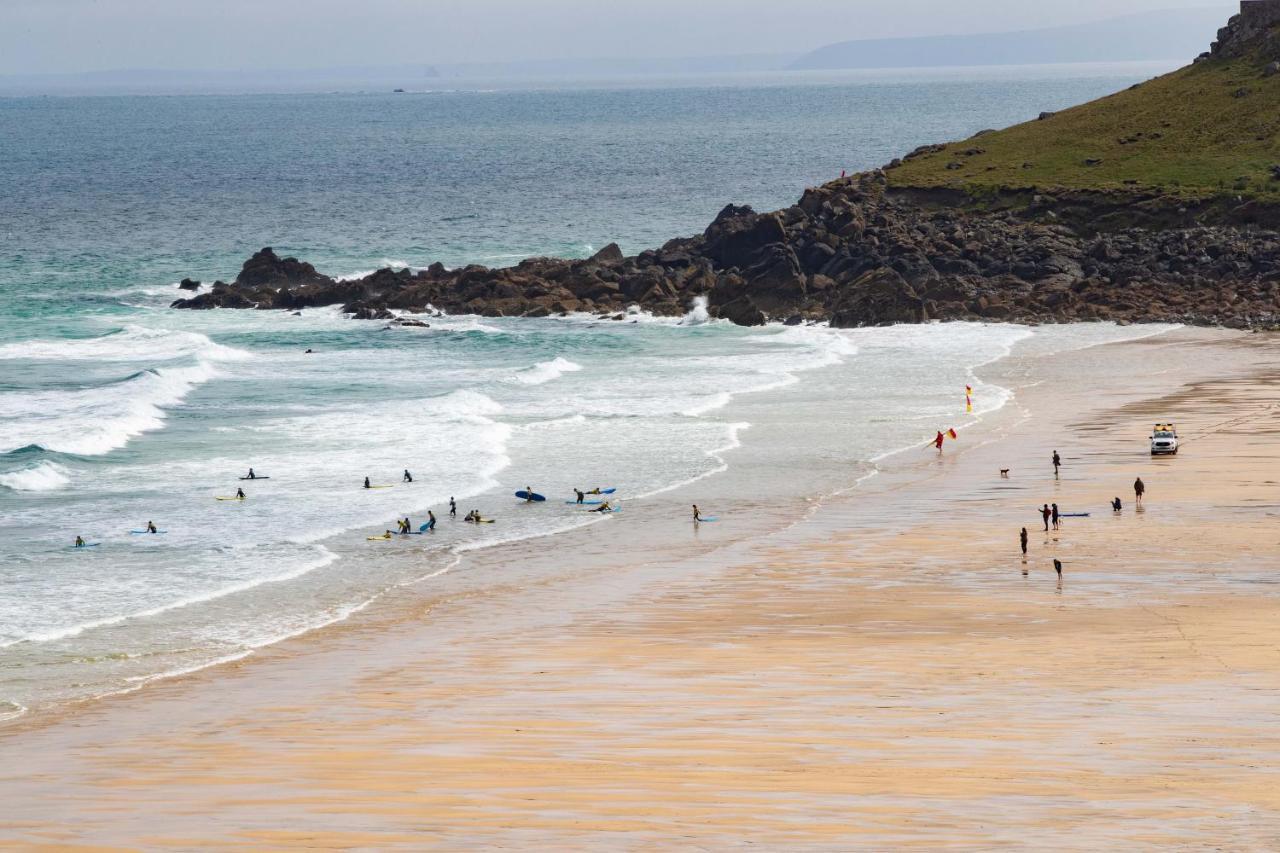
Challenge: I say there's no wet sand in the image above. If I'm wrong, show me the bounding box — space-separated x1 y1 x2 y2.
2 328 1278 849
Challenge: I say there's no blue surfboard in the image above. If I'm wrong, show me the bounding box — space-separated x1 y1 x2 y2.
515 491 546 502
697 517 719 523
419 522 436 532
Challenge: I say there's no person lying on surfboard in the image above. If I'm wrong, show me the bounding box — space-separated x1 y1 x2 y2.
587 488 607 495
588 501 613 514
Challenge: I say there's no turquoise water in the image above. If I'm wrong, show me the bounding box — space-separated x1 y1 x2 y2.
0 66 1169 717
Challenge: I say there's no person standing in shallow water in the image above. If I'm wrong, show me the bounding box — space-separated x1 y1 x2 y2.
1134 477 1146 505
1052 451 1061 478
1020 527 1029 557
1054 559 1063 584
1041 504 1051 532
449 497 457 517
1051 503 1060 531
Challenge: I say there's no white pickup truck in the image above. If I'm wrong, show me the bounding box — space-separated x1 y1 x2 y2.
1150 424 1179 456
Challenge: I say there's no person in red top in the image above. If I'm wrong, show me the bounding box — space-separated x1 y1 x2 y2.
934 431 945 452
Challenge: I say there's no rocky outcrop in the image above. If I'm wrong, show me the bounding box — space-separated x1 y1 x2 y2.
1209 0 1280 59
173 174 1280 330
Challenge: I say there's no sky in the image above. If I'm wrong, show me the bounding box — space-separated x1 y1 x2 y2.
0 0 1238 75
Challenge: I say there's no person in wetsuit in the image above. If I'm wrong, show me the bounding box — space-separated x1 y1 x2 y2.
364 477 372 490
425 510 436 531
75 536 86 548
692 504 702 523
236 488 246 500
588 501 613 514
450 497 457 517
146 521 158 534
403 470 413 483
574 488 585 504
246 468 256 480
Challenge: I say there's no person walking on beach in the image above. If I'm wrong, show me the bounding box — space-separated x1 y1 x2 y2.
1134 477 1146 505
1041 504 1051 532
1020 527 1029 557
1052 451 1061 478
1051 503 1060 530
449 497 457 517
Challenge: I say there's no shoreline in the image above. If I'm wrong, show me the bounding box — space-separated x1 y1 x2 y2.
2 326 1278 846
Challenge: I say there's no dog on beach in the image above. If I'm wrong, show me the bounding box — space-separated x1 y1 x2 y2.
1000 469 1010 478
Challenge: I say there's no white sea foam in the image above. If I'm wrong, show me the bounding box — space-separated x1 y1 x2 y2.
679 295 712 326
0 461 71 492
0 325 249 363
509 356 583 386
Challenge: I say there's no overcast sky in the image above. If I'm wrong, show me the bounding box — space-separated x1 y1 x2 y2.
0 0 1237 75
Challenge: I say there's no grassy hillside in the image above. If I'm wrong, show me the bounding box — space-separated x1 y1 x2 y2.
886 51 1280 200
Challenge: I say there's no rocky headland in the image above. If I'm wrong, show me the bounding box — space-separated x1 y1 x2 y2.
173 2 1280 330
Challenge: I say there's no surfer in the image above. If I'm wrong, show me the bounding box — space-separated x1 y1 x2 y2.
1040 504 1051 532
692 504 703 523
364 476 371 490
146 521 158 534
589 501 613 514
1051 503 1060 530
245 468 256 480
1052 451 1061 477
525 486 535 503
403 469 413 483
426 510 436 530
1134 477 1146 505
574 488 585 504
236 487 246 500
449 497 457 517
587 488 604 496
402 517 412 533
1020 527 1028 557
75 536 86 548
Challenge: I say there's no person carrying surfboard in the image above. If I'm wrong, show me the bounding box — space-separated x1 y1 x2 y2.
425 510 436 530
692 504 702 523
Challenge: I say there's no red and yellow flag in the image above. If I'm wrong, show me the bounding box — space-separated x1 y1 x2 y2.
948 428 958 440
965 385 973 413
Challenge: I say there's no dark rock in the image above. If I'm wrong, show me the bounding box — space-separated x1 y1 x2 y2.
178 278 201 291
714 297 767 326
1038 111 1057 121
589 243 625 265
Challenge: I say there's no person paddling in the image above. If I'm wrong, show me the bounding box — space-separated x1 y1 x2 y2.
589 501 613 514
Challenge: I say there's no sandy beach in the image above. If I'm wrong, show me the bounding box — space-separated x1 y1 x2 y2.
2 326 1278 849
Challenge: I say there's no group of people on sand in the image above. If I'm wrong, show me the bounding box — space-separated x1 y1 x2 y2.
1020 452 1151 582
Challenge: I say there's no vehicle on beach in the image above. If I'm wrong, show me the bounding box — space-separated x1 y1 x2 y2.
1150 423 1179 456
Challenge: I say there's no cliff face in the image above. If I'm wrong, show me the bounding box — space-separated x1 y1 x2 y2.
172 3 1280 331
1210 0 1280 59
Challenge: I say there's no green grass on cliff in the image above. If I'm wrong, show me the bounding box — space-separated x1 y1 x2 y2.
886 51 1280 199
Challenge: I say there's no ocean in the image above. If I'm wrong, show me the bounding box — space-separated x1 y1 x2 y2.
0 63 1178 719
